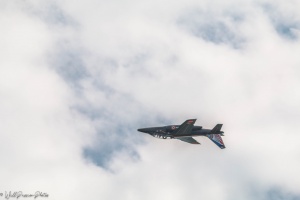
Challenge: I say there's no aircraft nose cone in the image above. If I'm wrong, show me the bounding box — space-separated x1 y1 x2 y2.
137 128 146 133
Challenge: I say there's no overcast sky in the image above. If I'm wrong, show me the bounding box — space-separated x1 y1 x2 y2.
1 0 300 199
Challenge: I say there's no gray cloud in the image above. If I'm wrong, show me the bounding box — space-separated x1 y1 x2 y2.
246 186 300 200
262 3 300 40
177 9 246 48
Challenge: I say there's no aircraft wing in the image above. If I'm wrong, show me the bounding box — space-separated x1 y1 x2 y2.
173 119 196 136
177 137 200 144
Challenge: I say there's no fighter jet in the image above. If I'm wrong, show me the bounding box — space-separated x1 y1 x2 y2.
137 119 225 149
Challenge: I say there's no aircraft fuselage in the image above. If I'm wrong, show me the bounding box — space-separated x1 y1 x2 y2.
138 125 224 139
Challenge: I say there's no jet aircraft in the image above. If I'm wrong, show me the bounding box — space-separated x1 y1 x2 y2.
138 119 225 149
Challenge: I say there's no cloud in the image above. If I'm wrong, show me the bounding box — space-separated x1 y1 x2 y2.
177 8 246 48
261 1 300 40
1 0 300 199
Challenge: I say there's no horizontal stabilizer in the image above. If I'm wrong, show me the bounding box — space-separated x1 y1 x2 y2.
210 124 223 135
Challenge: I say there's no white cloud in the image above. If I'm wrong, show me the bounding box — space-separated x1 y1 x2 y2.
1 0 300 199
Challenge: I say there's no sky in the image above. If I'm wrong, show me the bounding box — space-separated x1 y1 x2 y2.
1 0 300 199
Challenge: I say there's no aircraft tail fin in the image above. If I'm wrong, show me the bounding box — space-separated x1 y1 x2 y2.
207 124 225 149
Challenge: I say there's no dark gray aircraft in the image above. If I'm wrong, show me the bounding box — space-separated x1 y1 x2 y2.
138 119 225 149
